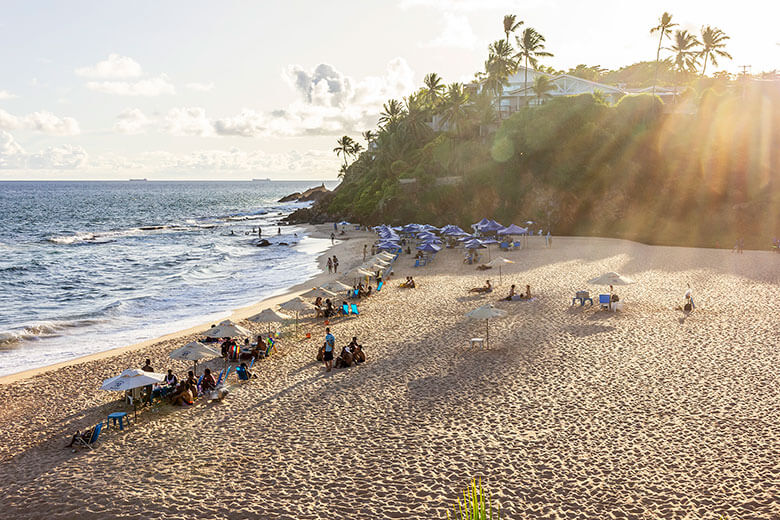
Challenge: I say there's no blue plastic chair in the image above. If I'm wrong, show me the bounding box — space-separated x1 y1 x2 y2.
342 303 349 315
74 422 103 450
598 294 611 310
350 303 359 316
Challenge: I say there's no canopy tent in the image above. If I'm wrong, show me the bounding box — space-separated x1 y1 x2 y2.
337 221 351 226
441 225 466 236
464 239 486 249
401 224 421 234
419 224 440 232
497 224 528 236
465 304 508 349
472 218 491 230
477 219 504 233
203 321 252 338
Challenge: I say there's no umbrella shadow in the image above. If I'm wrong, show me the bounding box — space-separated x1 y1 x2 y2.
562 324 616 338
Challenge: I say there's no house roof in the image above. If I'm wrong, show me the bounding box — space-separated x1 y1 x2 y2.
504 74 625 97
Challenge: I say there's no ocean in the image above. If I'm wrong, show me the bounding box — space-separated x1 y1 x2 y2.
0 180 337 377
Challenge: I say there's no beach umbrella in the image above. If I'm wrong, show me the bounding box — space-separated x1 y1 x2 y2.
420 224 440 232
486 256 514 283
479 220 504 233
376 243 401 252
248 308 292 335
588 272 636 286
322 280 353 293
417 242 442 253
465 304 508 349
169 341 220 374
279 297 315 333
203 321 251 338
338 221 351 226
464 239 486 249
441 225 466 236
472 218 491 230
377 251 395 260
101 368 166 392
300 287 337 300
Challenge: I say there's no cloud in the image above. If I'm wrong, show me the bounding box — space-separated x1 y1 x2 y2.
214 57 415 137
75 54 143 79
0 108 80 135
86 75 175 96
163 107 214 136
399 0 544 10
114 108 154 135
185 82 215 92
141 147 338 174
422 13 478 49
0 130 87 170
0 90 17 100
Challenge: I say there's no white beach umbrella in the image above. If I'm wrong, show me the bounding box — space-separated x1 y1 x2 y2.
347 266 375 279
588 272 636 286
322 281 353 293
170 341 220 374
101 368 166 392
279 297 316 333
203 321 252 338
248 307 292 335
486 256 515 284
377 251 395 261
300 287 337 299
170 342 220 361
465 304 508 349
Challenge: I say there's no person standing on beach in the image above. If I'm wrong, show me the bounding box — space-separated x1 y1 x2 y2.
327 257 333 274
141 359 154 404
323 327 335 372
330 232 335 245
333 255 339 273
363 244 367 261
277 227 281 235
258 227 262 238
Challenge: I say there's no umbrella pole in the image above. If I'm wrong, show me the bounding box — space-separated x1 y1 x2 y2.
486 319 489 349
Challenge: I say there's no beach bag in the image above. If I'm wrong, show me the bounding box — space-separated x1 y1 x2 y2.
316 346 324 362
684 302 692 312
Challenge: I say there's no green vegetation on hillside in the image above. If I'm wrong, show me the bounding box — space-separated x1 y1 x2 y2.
298 13 778 249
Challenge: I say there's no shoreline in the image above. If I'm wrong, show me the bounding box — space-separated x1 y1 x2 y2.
0 223 373 386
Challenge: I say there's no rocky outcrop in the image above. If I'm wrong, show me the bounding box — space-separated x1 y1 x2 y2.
278 184 331 203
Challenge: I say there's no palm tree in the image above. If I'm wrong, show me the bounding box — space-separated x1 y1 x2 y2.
669 30 700 93
650 12 677 96
531 76 555 105
337 164 348 179
503 14 523 43
440 83 471 136
422 72 445 107
378 99 405 126
333 135 355 168
485 39 516 116
362 130 375 144
699 26 732 76
515 28 553 89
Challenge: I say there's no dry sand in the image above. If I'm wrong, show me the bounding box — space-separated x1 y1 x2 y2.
1 234 779 519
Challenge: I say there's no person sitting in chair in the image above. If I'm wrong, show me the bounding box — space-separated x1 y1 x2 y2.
201 368 217 393
66 426 97 448
469 280 492 293
238 361 256 379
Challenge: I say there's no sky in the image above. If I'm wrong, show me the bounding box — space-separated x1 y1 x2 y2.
0 0 778 180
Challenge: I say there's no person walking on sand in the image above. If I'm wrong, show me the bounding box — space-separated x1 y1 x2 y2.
332 255 339 273
327 257 333 274
330 232 335 245
363 244 367 261
322 327 335 372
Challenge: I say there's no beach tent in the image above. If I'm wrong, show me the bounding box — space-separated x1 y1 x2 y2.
486 256 514 283
248 308 292 335
472 218 491 230
402 224 421 234
441 225 466 236
101 369 166 392
419 224 440 232
497 224 528 236
465 304 507 349
588 272 635 286
203 321 251 338
478 220 504 233
464 239 486 249
169 341 220 374
338 221 351 226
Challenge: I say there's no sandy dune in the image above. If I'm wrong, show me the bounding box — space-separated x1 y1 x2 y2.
1 236 779 519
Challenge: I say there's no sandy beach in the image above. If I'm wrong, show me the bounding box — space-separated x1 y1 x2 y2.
1 233 779 519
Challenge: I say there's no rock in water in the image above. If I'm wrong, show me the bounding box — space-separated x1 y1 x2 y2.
256 239 271 247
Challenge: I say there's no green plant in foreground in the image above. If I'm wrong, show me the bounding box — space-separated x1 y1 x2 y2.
447 479 500 520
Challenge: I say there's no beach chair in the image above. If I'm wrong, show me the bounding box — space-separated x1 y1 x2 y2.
572 291 593 306
499 241 509 251
350 303 359 316
73 423 103 450
248 358 255 369
341 302 349 316
598 294 611 310
376 281 383 292
236 365 250 381
213 369 225 387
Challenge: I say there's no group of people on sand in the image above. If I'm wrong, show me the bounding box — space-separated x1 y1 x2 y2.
317 328 366 372
326 255 340 273
399 276 416 288
468 280 532 301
